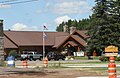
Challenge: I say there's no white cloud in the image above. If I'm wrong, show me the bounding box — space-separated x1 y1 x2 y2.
11 23 39 31
0 4 11 8
45 0 92 15
55 15 73 25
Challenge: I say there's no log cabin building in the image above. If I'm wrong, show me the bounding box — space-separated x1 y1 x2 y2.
4 26 88 57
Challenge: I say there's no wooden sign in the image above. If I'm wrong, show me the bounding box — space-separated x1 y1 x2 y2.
105 45 118 57
105 45 118 52
105 53 118 57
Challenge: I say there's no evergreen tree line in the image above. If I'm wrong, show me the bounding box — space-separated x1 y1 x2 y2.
56 0 120 56
56 18 92 32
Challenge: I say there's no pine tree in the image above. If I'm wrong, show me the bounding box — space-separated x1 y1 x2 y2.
56 18 91 32
56 22 65 32
87 0 120 55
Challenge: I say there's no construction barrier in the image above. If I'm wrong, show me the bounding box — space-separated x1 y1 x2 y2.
43 57 48 67
108 56 116 78
23 60 28 68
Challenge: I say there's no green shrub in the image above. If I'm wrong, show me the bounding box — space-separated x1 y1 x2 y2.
99 56 120 62
115 57 120 61
9 50 18 58
99 56 109 62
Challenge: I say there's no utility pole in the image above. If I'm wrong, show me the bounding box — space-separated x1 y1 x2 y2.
0 20 4 65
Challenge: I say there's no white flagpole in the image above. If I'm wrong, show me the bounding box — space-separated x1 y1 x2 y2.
43 25 48 60
43 28 45 60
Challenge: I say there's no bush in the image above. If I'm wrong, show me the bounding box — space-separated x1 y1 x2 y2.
115 56 120 61
9 50 18 58
99 56 120 62
99 56 109 62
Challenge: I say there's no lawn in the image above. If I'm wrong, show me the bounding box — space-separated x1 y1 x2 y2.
74 56 99 60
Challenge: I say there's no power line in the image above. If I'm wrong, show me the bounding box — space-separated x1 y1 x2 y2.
0 0 19 3
0 0 38 5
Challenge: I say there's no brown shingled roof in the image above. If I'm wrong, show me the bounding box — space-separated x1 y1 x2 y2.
53 35 69 48
53 34 87 48
71 30 88 38
71 35 87 46
4 30 87 49
76 30 89 38
4 31 69 46
4 36 18 48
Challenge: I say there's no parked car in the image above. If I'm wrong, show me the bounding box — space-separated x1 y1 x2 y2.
47 52 65 61
20 51 28 60
20 51 43 61
27 52 43 61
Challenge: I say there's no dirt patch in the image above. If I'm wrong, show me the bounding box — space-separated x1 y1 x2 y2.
1 67 120 78
0 67 108 78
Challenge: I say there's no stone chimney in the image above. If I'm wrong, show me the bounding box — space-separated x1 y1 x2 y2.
0 20 4 62
0 20 3 36
63 24 68 32
70 26 76 34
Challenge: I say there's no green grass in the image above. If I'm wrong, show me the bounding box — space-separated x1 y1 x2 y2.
74 56 99 60
91 67 108 70
60 61 102 64
74 56 88 60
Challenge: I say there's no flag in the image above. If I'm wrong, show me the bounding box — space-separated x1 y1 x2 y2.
43 32 47 38
43 25 48 30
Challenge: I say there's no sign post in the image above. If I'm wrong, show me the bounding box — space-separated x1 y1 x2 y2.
105 45 118 78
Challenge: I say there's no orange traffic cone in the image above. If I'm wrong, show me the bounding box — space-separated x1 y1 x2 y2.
43 57 48 67
108 57 116 78
23 60 28 68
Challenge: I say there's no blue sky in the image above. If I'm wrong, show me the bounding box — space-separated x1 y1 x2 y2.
0 0 95 31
